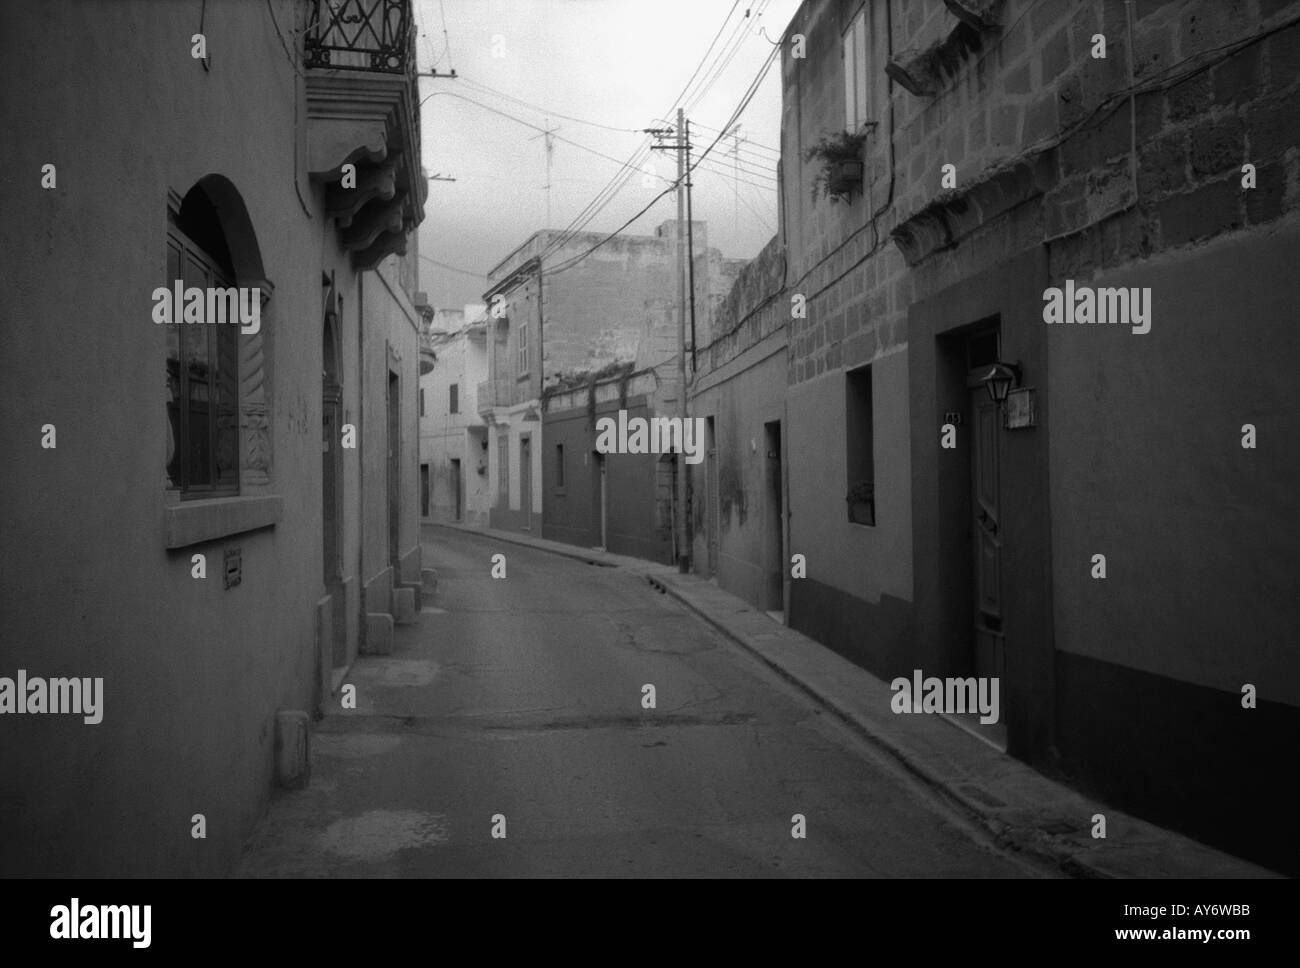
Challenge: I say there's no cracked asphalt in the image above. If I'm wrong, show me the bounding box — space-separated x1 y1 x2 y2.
237 527 1051 877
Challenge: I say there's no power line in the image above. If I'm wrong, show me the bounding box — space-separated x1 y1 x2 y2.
693 120 780 155
537 2 756 261
459 76 641 134
682 0 769 116
667 0 741 113
700 165 777 232
544 40 783 278
421 90 673 184
696 159 777 191
701 150 778 180
536 139 653 255
693 42 782 173
418 254 484 279
438 0 453 70
681 1 758 114
684 120 780 175
536 0 780 264
722 138 783 167
544 182 679 276
677 120 781 167
536 138 654 250
735 176 777 232
696 150 778 184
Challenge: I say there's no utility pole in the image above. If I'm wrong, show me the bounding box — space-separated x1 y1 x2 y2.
685 119 698 379
648 111 695 572
674 108 691 573
529 117 559 226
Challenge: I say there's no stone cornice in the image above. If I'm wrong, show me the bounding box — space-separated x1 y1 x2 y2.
890 151 1056 265
484 256 542 301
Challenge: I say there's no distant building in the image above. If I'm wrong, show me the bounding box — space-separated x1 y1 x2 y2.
483 221 742 558
419 304 491 525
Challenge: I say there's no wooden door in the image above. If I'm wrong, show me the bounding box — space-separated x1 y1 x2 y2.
519 436 532 530
970 387 1004 682
388 371 400 570
449 459 461 521
706 418 719 578
764 421 783 611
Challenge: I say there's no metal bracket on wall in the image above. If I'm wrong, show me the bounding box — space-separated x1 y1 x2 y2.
224 547 242 590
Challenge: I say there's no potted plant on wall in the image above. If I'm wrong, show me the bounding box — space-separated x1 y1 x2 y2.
805 128 872 203
846 480 875 526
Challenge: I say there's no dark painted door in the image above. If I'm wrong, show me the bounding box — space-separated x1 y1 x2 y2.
388 371 400 571
764 421 783 612
450 458 462 521
519 436 532 530
970 386 1004 683
593 452 607 549
322 401 338 584
706 417 719 578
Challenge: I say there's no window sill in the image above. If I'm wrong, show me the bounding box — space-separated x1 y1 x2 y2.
165 495 283 549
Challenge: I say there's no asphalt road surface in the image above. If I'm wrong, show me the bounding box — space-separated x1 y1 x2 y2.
238 527 1051 877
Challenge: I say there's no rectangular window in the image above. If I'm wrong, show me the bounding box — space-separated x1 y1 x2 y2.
517 318 529 376
867 1 887 127
843 3 887 132
498 431 509 504
845 364 875 526
555 443 565 489
843 8 867 131
450 383 459 414
420 388 426 417
165 228 239 496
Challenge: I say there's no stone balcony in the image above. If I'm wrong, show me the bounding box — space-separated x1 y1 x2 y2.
476 380 494 419
418 336 436 376
303 0 427 271
475 378 516 419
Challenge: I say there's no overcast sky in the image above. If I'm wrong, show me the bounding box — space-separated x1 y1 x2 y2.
412 0 802 311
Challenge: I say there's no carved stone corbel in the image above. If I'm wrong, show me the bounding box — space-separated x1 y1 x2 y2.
942 0 1004 31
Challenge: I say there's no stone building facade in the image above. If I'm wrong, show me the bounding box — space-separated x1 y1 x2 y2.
483 221 743 556
419 306 491 526
0 0 428 873
691 0 1300 873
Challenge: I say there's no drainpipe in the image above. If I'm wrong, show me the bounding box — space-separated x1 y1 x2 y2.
357 272 366 652
535 257 544 394
536 260 543 524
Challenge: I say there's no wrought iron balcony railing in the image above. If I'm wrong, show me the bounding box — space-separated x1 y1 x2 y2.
304 0 414 75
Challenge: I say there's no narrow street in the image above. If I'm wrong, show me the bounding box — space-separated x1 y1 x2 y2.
239 527 1047 876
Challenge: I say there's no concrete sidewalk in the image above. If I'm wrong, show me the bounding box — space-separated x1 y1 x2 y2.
426 522 1276 878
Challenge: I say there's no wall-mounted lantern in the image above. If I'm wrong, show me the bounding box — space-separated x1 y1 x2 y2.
979 360 1022 404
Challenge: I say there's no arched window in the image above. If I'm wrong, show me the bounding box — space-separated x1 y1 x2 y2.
163 176 273 500
166 185 239 494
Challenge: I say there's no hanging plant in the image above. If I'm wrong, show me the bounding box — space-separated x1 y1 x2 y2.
805 128 872 203
846 479 875 525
